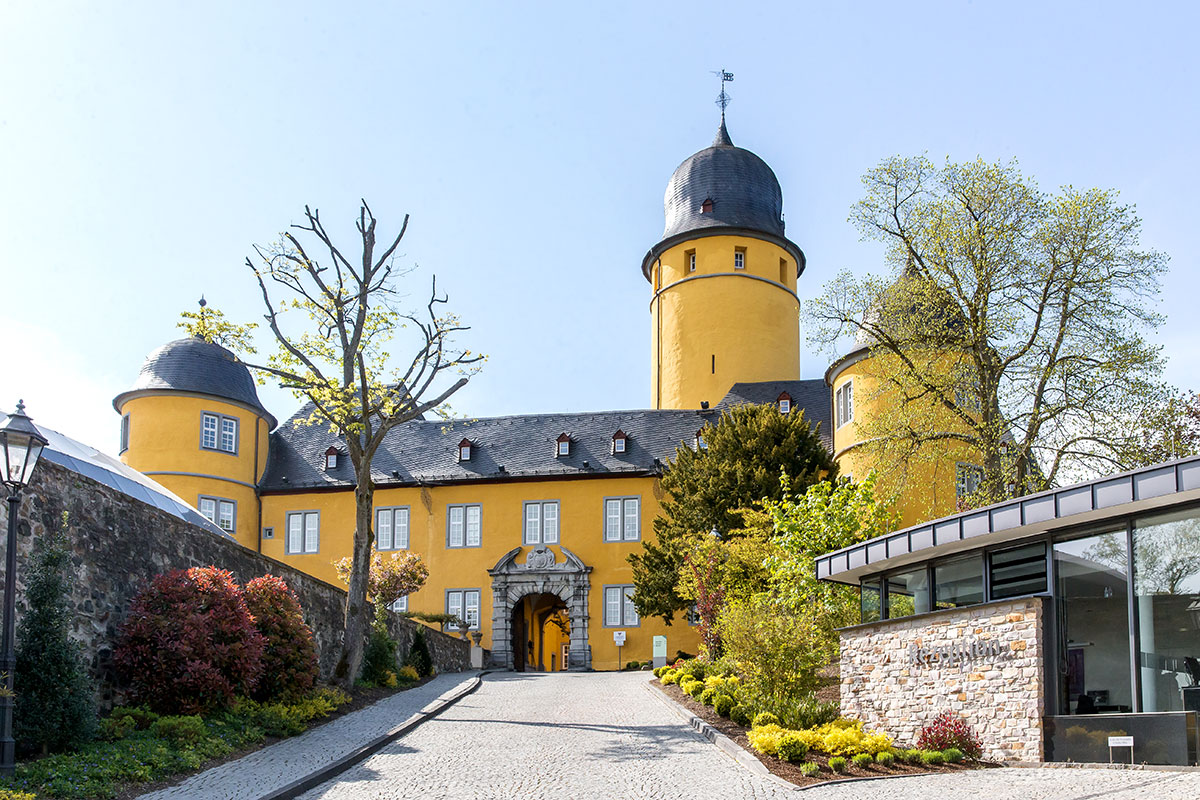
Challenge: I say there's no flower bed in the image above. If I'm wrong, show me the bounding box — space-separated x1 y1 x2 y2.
652 675 989 787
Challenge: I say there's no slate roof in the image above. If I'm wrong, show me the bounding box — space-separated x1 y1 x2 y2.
260 380 833 491
715 379 832 451
114 337 277 428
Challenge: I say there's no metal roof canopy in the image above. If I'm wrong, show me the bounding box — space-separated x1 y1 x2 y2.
815 456 1200 586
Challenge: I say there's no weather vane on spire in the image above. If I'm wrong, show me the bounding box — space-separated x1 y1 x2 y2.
712 68 734 120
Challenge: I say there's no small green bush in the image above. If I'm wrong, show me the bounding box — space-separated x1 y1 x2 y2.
361 621 399 686
776 732 809 763
903 748 924 765
699 687 716 706
97 715 136 741
942 747 964 763
921 750 945 766
109 706 160 730
852 753 874 769
624 660 641 670
687 681 705 700
730 705 752 727
713 694 735 718
752 711 780 728
150 715 206 745
828 756 848 773
875 751 895 767
799 762 820 778
792 695 841 729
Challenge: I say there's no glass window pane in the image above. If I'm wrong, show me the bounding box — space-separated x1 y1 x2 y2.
449 506 464 547
199 497 216 522
623 498 639 540
861 579 882 623
990 542 1047 599
377 509 393 550
304 512 319 553
525 503 541 544
1133 509 1200 712
221 418 237 452
605 587 621 626
886 568 930 619
202 414 218 449
934 555 984 609
466 505 481 546
623 587 638 626
465 591 480 629
605 500 621 541
288 513 302 553
218 501 234 531
1055 530 1132 714
447 591 462 622
543 502 558 544
395 508 409 549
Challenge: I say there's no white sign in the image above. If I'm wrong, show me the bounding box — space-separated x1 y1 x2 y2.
652 635 667 657
613 630 626 646
1108 736 1134 748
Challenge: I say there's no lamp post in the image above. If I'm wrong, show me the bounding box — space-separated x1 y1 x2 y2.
0 401 48 776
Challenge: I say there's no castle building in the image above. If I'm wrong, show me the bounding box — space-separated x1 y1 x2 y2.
113 119 973 671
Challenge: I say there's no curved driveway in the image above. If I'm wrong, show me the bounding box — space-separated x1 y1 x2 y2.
300 671 1200 800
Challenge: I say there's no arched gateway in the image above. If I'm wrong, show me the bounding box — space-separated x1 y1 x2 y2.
488 546 592 670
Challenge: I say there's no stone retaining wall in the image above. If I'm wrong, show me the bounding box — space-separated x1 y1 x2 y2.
0 460 469 707
840 596 1046 761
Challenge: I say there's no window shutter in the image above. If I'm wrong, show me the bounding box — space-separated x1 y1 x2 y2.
605 499 621 541
466 505 481 546
377 509 392 550
396 508 409 549
543 502 558 544
623 498 639 541
525 503 541 545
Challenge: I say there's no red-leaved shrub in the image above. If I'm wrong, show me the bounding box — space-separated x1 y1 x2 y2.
114 567 265 714
244 575 319 702
916 711 983 758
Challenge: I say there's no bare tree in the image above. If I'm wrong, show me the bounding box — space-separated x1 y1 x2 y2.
241 201 481 686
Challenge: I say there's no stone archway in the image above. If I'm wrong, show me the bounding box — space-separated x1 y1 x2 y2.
488 545 592 671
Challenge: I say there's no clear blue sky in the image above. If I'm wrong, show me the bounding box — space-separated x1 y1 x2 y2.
2 1 1198 455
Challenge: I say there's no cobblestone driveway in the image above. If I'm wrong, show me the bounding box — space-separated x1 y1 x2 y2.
300 672 1200 800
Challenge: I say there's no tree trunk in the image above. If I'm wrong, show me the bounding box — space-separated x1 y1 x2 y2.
333 472 375 688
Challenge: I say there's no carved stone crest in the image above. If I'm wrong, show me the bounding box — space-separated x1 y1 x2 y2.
524 546 556 570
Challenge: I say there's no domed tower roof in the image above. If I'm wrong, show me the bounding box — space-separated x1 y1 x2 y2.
113 337 276 428
642 120 804 280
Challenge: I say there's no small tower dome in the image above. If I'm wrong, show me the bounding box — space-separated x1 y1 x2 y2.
113 337 276 427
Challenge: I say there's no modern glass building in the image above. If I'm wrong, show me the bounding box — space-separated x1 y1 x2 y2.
817 457 1200 765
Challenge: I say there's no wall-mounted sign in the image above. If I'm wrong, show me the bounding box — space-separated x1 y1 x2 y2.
613 630 626 646
908 637 1006 670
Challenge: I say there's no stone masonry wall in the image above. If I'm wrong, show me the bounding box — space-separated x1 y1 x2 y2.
0 460 469 707
840 596 1046 762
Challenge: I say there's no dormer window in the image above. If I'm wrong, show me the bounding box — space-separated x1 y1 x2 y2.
695 429 708 451
734 247 746 269
556 433 571 457
458 438 472 462
612 430 628 455
777 392 792 414
700 197 714 214
324 446 339 471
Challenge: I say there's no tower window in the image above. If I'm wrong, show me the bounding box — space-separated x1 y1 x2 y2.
836 380 854 428
779 258 788 283
120 413 130 454
199 495 236 533
687 249 696 272
201 412 238 453
700 198 714 214
734 248 746 269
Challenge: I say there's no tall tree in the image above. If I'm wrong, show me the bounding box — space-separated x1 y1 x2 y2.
628 403 834 623
239 202 480 686
810 156 1168 505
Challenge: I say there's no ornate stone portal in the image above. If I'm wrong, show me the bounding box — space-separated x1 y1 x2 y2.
488 546 592 670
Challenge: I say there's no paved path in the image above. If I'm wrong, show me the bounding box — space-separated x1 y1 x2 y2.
298 671 1200 800
137 672 478 800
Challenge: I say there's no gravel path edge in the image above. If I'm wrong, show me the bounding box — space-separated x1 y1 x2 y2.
260 671 490 800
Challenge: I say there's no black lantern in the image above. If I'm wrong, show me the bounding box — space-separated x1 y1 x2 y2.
0 401 48 492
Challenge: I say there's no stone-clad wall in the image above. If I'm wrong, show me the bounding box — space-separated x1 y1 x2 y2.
840 596 1046 762
0 460 469 707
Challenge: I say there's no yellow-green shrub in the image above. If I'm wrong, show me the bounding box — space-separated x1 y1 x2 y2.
747 723 786 756
660 670 679 686
398 665 420 682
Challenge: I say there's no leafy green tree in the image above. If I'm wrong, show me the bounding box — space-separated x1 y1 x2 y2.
1119 389 1200 468
235 202 481 687
14 513 96 754
809 156 1169 505
629 403 834 623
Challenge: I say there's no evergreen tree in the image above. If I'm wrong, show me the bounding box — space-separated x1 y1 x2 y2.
14 512 96 753
628 403 835 623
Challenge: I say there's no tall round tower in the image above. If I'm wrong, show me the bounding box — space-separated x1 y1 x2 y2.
113 336 276 549
643 120 806 410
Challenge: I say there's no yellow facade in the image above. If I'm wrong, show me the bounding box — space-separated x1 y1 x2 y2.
117 392 270 549
650 235 800 410
259 475 700 670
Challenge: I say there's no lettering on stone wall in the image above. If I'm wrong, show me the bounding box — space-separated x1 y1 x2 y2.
907 637 1005 671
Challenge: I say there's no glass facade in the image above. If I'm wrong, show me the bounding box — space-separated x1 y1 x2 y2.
933 555 984 610
885 569 930 619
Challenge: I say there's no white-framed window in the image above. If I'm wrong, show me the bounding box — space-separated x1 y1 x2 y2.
286 510 320 554
447 504 482 548
446 588 481 630
687 250 696 272
734 249 745 269
120 413 131 453
199 495 236 533
956 463 985 498
390 595 408 613
459 444 471 461
604 585 639 627
612 433 627 454
556 435 571 457
695 430 708 450
376 506 410 550
778 398 791 414
201 412 238 453
836 380 854 429
325 450 338 470
604 496 640 542
523 500 560 545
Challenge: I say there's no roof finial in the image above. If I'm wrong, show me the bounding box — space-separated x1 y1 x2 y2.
712 68 734 146
198 295 207 308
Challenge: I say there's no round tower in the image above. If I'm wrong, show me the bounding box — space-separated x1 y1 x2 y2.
113 336 275 549
643 120 806 410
